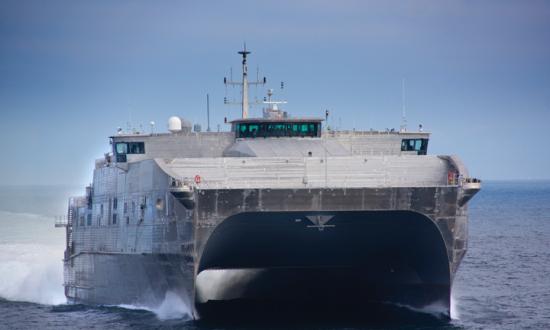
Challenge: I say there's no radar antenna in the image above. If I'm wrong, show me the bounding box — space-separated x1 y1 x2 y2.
224 44 266 118
262 88 288 119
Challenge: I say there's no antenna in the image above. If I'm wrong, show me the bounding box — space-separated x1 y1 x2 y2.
206 94 211 132
238 43 250 118
224 45 266 118
127 108 133 134
400 78 407 132
262 88 288 118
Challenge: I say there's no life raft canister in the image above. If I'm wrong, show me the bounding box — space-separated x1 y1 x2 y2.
194 175 201 184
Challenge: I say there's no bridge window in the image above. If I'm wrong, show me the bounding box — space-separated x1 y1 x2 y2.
114 142 145 162
115 142 127 155
236 122 320 138
128 142 145 154
401 138 429 155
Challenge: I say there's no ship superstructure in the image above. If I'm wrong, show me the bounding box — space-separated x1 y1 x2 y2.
62 49 480 320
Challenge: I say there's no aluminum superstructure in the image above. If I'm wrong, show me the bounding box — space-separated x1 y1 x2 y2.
62 49 481 320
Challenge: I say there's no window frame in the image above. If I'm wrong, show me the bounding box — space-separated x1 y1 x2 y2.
236 122 320 138
401 138 429 155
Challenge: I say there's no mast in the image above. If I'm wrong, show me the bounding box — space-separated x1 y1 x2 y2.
238 47 250 118
400 78 407 132
224 45 266 119
206 93 211 132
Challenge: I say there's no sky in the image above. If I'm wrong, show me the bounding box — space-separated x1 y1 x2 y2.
0 0 549 185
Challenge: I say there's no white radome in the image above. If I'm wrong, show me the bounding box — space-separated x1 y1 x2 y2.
168 116 182 133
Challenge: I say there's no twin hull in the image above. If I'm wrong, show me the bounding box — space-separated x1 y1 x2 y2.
64 160 469 319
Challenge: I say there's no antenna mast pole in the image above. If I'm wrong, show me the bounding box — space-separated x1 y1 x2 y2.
206 93 211 132
239 47 250 118
400 78 407 132
224 45 266 119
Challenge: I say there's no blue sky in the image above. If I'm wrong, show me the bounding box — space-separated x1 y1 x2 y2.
1 0 549 185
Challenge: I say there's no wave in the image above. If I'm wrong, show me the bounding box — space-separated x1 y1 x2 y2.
117 291 193 320
386 299 451 320
451 294 460 320
0 243 66 305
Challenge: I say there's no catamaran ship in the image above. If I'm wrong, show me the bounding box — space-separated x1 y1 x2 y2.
60 48 481 320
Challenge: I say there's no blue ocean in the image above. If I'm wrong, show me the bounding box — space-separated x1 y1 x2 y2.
1 181 549 329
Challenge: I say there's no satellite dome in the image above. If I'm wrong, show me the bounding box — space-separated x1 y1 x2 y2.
168 116 182 133
180 118 192 133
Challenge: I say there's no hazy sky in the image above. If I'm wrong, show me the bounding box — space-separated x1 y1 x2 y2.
1 0 549 185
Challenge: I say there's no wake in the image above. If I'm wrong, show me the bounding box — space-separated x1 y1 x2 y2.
118 291 193 320
0 210 66 305
0 210 193 320
385 293 461 320
0 242 66 305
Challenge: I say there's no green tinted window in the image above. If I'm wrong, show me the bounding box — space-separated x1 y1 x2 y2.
115 142 145 155
401 138 429 155
236 121 320 138
115 143 127 154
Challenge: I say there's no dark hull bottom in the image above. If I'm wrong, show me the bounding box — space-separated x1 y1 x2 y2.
197 300 449 325
195 267 450 321
196 210 453 321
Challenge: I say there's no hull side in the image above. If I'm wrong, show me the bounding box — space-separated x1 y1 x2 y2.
65 253 193 309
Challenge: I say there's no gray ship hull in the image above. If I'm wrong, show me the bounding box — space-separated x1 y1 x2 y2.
65 252 194 308
64 156 478 320
66 210 451 319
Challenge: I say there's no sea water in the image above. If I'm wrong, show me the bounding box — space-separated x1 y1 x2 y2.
1 182 549 329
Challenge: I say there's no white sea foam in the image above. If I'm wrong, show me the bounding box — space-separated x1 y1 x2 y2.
0 243 66 305
451 293 460 320
0 208 66 305
151 291 193 320
388 300 450 319
0 207 193 319
118 291 193 320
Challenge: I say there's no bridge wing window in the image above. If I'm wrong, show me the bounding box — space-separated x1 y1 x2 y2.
401 138 429 155
115 143 127 155
114 142 145 162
